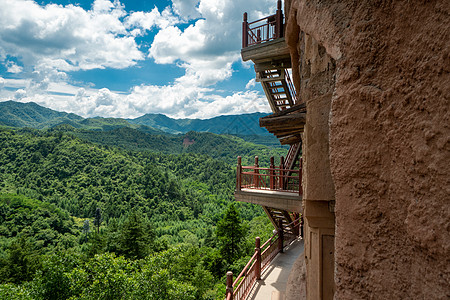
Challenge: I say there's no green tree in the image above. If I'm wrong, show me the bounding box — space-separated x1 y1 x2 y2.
0 237 40 284
93 208 102 234
117 210 153 259
216 203 247 264
82 220 90 243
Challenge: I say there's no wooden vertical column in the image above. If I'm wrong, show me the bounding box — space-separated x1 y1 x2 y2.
279 156 285 190
226 271 233 300
270 156 275 190
275 0 283 39
236 156 242 191
254 156 259 189
242 13 248 48
278 219 284 253
255 237 261 280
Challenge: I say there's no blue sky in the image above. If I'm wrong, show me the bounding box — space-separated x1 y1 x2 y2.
0 0 277 119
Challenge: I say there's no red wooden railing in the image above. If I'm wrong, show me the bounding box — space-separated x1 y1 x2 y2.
236 156 302 196
225 218 302 300
242 0 284 48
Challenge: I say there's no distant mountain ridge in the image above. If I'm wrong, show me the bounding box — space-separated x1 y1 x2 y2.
0 100 270 136
128 112 270 135
0 100 83 129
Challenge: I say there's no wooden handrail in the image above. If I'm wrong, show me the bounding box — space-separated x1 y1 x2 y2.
225 219 303 300
242 0 284 48
237 156 302 195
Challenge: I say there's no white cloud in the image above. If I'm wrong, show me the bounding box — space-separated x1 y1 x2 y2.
245 78 256 89
6 61 23 74
125 7 179 34
172 0 201 20
0 0 276 119
149 0 274 88
14 89 27 100
0 0 143 72
0 77 5 89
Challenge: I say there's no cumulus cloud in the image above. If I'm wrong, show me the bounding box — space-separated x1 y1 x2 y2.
125 7 179 35
0 0 143 72
149 0 274 87
0 0 275 118
245 78 256 89
6 61 23 74
0 77 5 89
14 89 27 100
172 0 201 20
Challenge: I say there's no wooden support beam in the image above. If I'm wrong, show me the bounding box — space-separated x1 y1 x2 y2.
254 58 292 72
260 103 306 119
267 124 304 131
279 135 302 145
259 113 306 127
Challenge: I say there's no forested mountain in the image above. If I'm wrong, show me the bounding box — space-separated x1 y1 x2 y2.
128 112 270 135
0 100 271 136
0 101 83 129
0 100 285 299
64 127 284 165
0 127 276 299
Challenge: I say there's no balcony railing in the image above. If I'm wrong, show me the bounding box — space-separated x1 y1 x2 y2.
225 217 302 300
242 0 284 48
236 156 302 196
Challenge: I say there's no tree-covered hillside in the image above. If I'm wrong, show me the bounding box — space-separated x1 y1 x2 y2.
0 101 83 129
65 127 286 165
0 127 275 299
0 100 283 148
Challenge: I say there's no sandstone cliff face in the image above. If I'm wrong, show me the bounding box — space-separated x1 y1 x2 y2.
287 0 450 298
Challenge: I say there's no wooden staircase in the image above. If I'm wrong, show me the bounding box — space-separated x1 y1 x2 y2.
256 68 302 235
263 206 299 236
257 69 296 113
284 141 301 170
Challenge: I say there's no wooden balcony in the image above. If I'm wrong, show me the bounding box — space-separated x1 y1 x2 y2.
235 156 303 213
241 0 290 66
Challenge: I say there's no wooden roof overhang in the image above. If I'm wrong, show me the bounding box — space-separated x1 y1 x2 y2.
259 103 306 145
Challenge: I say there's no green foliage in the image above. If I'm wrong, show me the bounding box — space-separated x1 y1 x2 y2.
94 208 102 234
216 203 247 264
0 237 41 284
0 194 78 254
117 210 153 259
67 253 135 300
31 251 80 300
0 283 34 300
0 126 276 299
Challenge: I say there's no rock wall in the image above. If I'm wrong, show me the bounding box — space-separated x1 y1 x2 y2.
287 0 450 298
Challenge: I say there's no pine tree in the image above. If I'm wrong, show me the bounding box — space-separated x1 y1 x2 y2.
216 203 246 264
94 207 102 234
118 210 153 259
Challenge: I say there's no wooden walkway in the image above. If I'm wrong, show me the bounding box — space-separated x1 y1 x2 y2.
246 238 304 300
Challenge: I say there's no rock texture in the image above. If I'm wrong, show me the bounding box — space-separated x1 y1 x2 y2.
287 0 450 298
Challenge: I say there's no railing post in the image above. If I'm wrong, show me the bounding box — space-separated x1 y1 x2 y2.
254 156 259 189
275 0 283 39
300 216 304 239
226 271 234 300
299 157 302 196
293 213 300 237
255 237 261 280
278 219 284 253
242 12 248 48
279 156 284 190
237 156 242 191
257 29 261 43
269 157 275 190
